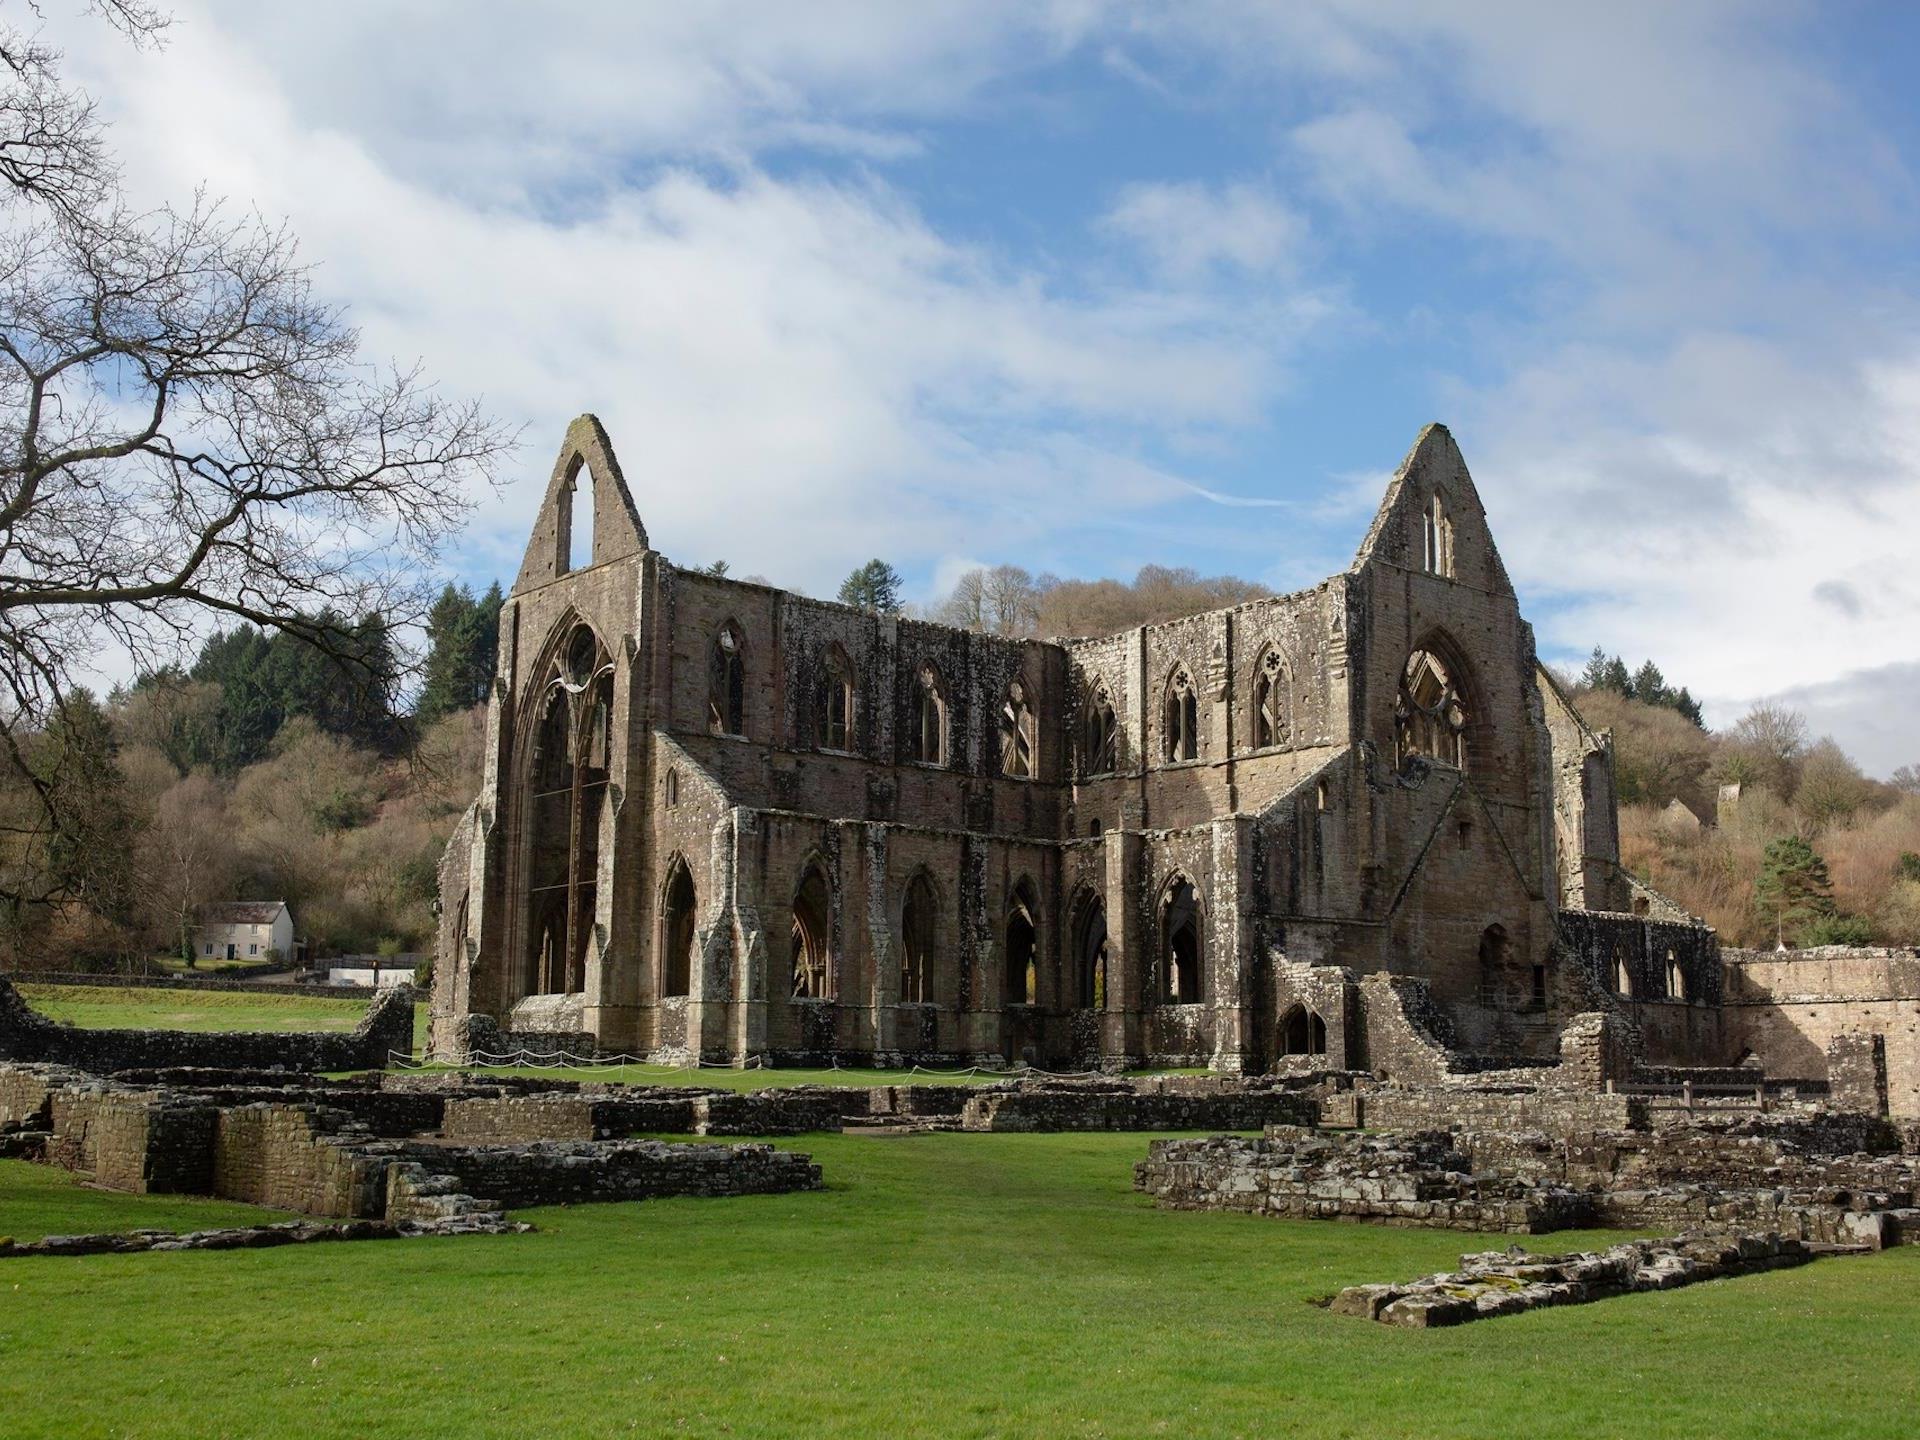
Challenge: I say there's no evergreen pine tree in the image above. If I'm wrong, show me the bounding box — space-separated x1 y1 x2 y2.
838 559 904 614
1754 834 1837 947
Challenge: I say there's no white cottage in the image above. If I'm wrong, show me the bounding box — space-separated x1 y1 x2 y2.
195 901 297 964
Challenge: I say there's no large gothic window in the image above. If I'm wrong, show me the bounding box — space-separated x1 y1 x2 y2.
1158 877 1202 1004
901 873 938 1003
1163 666 1198 762
1252 648 1289 750
709 622 745 736
817 646 856 751
791 865 835 999
1395 648 1469 771
999 679 1035 778
909 663 946 766
521 622 614 998
1083 683 1117 775
660 858 696 999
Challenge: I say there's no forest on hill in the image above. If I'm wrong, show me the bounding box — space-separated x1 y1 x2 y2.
1568 650 1920 948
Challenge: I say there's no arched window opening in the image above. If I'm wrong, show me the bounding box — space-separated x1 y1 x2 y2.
1163 667 1198 763
664 768 680 808
566 459 596 574
1159 878 1201 1004
1084 685 1117 775
1395 648 1469 771
1072 894 1108 1010
1088 818 1103 839
791 866 834 999
1280 1005 1327 1057
817 647 856 751
521 622 613 998
909 663 946 765
660 860 696 999
1422 492 1453 577
1666 950 1687 1002
1005 881 1038 1005
1478 923 1509 973
999 679 1034 778
901 874 938 1005
709 623 746 736
1613 950 1634 997
1252 649 1289 749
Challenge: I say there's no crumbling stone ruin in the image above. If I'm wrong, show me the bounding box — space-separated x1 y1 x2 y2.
1330 1233 1826 1329
0 1060 821 1244
431 415 1920 1113
0 975 415 1073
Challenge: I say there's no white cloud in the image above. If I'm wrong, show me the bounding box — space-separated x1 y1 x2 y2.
1102 180 1306 279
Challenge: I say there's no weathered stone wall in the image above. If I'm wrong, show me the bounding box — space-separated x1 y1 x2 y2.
1352 1085 1647 1136
211 1105 397 1217
394 1136 821 1209
1722 947 1920 1119
960 1079 1317 1133
0 976 415 1072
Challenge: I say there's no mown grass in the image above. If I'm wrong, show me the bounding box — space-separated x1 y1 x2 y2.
4 1132 1917 1440
0 1160 292 1241
19 983 371 1034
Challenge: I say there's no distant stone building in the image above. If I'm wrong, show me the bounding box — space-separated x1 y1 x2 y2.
435 417 1704 1072
196 901 296 964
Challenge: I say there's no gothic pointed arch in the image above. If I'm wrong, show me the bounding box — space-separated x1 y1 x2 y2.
1004 877 1040 1005
709 620 746 736
791 860 836 1000
1069 886 1109 1010
659 855 697 999
1154 874 1203 1004
999 677 1035 778
514 615 615 999
1395 631 1477 773
1251 644 1292 750
1082 679 1117 776
900 870 941 1004
816 644 858 752
909 662 947 766
1162 663 1198 763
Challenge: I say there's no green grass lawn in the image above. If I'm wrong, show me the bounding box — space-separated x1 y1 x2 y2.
19 983 372 1034
3 1132 1916 1440
0 1160 292 1241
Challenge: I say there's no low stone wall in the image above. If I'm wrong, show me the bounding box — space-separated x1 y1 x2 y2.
1135 1129 1594 1232
439 1092 701 1141
0 975 415 1072
44 1086 216 1194
1351 1085 1647 1136
1333 1232 1823 1328
393 1137 822 1210
960 1082 1320 1136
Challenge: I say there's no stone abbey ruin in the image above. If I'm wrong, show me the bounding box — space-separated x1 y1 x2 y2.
6 417 1920 1325
430 415 1920 1114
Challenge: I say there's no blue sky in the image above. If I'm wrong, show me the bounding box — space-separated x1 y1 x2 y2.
52 2 1920 773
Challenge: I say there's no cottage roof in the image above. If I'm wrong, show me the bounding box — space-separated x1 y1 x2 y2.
198 901 289 926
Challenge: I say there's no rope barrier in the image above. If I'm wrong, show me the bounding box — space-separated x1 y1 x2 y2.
390 1048 1113 1082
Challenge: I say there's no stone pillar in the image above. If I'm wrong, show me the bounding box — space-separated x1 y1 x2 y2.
863 823 896 1057
1111 826 1144 1065
1827 1032 1889 1118
1210 815 1256 1073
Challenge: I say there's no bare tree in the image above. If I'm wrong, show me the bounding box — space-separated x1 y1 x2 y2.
0 5 514 910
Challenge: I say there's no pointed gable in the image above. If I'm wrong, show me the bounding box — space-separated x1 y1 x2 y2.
1349 423 1515 597
513 414 649 593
